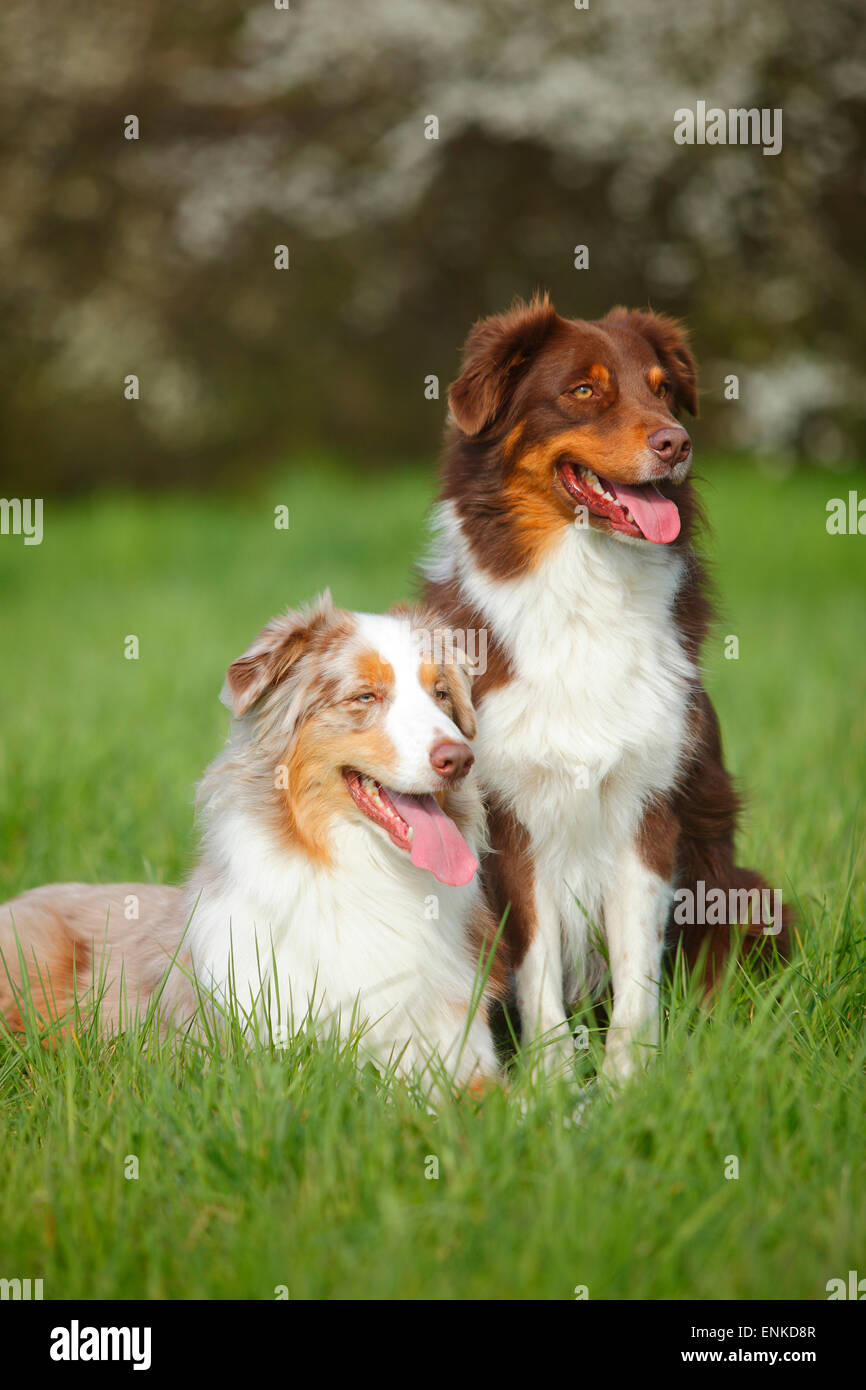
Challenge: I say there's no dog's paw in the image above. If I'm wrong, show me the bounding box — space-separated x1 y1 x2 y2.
601 1030 657 1086
522 1025 579 1083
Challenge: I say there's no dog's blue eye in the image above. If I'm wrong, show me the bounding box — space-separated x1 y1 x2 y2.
356 692 376 703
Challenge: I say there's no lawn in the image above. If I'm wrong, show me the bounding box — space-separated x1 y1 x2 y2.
0 456 863 1300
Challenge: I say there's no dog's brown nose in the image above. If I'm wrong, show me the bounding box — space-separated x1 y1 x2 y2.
429 740 474 781
648 425 691 468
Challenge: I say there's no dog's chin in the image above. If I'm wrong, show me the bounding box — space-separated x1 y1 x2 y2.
603 525 646 547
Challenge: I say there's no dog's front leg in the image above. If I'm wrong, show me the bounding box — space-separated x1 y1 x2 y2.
601 842 671 1083
515 879 573 1073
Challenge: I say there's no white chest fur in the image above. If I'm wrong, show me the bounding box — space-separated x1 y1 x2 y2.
427 505 696 979
184 803 489 1077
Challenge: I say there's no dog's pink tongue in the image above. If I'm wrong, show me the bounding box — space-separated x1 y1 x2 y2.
386 790 478 887
607 480 681 543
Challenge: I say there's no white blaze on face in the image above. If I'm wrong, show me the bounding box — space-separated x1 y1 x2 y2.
355 613 466 792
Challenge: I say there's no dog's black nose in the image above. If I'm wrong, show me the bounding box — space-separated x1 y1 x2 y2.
430 741 474 781
648 425 691 468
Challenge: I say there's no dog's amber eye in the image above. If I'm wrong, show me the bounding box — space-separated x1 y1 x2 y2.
572 384 593 398
434 685 450 702
655 382 669 399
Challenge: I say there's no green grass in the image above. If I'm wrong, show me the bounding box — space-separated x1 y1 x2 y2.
0 456 864 1300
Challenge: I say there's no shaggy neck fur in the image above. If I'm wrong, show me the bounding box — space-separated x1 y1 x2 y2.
183 740 493 1083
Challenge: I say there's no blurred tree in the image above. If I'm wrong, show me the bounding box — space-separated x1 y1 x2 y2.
0 0 863 491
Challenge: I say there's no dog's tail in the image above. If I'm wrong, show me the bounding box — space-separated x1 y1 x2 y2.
0 882 189 1036
0 885 90 1033
672 854 792 989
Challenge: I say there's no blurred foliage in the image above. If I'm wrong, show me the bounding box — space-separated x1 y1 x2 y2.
0 0 864 492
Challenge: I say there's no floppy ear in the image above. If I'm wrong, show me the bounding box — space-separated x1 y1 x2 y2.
448 293 560 436
605 307 699 416
222 591 336 717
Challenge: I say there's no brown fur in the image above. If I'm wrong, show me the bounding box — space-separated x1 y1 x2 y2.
482 797 537 970
436 296 700 582
425 296 791 980
636 798 680 883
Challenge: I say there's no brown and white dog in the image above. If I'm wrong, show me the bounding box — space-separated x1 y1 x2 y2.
0 595 503 1088
422 295 788 1081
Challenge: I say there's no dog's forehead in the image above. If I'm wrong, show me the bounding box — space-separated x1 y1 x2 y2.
352 645 395 689
520 318 639 396
560 317 617 355
589 318 661 372
353 612 424 690
519 317 661 400
542 315 650 369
